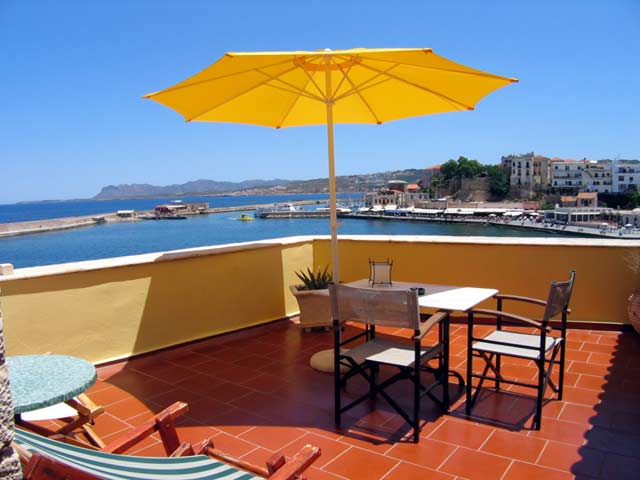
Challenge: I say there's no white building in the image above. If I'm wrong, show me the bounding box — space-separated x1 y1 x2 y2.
582 161 613 193
551 160 585 189
612 161 640 193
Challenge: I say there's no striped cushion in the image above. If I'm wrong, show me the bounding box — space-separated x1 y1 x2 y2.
15 428 262 480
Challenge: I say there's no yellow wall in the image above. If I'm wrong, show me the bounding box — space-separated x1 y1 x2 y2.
0 241 313 363
0 236 636 363
314 237 637 324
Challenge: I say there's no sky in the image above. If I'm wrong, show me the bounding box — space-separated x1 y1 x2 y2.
1 1 639 203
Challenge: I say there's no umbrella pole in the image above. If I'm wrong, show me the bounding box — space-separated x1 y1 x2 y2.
326 103 339 284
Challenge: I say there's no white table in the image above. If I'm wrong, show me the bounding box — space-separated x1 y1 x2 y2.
346 280 498 410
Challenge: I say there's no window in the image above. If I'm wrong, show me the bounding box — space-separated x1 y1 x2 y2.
619 176 625 181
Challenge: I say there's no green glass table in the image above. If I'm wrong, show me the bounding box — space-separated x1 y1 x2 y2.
7 354 97 414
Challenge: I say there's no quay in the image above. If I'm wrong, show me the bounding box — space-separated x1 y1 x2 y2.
0 200 320 238
342 212 640 239
255 210 329 218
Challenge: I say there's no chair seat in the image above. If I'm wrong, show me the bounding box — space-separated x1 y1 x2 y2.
14 428 263 480
473 330 562 360
20 401 79 422
343 338 441 367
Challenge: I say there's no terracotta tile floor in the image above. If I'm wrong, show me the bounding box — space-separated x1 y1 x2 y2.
68 320 639 479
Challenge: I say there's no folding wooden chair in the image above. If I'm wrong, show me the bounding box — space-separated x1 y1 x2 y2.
466 270 576 429
330 283 450 443
18 393 105 448
15 401 320 480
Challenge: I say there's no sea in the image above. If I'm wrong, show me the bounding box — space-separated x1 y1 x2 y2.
0 194 567 269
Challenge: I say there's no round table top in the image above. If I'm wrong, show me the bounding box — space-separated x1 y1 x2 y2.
7 354 97 414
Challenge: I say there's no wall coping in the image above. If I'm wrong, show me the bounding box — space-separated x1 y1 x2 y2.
0 236 317 281
2 234 638 281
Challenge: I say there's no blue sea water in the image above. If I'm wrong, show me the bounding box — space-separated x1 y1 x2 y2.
0 194 566 269
0 194 338 224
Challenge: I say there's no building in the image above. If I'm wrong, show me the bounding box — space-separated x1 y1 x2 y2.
612 161 640 193
560 192 598 208
501 152 550 197
364 180 429 208
582 161 613 193
387 180 408 193
422 165 440 186
550 159 586 189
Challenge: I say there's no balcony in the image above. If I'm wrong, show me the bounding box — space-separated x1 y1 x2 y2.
2 235 640 479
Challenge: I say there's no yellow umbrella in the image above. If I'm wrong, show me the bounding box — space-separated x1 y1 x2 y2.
144 48 517 281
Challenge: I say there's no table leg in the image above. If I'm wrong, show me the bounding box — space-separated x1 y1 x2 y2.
442 311 450 411
466 311 474 415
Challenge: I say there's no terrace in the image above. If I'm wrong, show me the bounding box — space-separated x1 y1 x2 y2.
2 235 639 479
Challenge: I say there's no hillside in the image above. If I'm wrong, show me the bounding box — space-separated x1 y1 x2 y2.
93 169 425 199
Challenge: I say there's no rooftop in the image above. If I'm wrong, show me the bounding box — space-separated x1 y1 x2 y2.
4 235 640 480
45 319 640 480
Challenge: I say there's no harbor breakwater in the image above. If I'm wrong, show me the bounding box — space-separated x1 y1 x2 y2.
0 200 320 238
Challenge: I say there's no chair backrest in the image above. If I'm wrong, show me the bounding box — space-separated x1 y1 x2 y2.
329 283 420 330
543 270 576 324
369 259 393 285
14 428 262 480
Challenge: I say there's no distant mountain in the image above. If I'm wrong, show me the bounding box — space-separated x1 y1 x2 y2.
94 169 426 199
94 179 292 199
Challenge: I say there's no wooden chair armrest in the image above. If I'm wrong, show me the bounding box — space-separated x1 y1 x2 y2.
268 444 321 480
494 294 547 307
204 440 320 480
471 308 552 333
102 401 189 454
413 311 447 341
205 441 270 477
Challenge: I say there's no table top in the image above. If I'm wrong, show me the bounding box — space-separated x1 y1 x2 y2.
346 280 498 312
7 354 97 414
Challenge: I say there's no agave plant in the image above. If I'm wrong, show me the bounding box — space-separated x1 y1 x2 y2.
295 266 332 290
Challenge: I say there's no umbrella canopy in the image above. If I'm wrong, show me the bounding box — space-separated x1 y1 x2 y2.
144 48 517 281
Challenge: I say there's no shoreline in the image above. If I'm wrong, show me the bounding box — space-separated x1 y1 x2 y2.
341 212 640 239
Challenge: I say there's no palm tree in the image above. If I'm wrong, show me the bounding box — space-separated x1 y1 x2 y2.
0 296 22 479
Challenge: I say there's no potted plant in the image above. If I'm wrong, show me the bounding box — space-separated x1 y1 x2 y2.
290 266 333 331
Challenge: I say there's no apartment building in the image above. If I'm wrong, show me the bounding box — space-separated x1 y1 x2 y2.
501 152 550 196
582 161 613 193
612 161 640 192
550 159 585 189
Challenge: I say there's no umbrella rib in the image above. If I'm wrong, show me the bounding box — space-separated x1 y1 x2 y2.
334 58 381 124
299 67 328 101
144 57 298 98
256 68 326 103
330 56 354 101
333 76 393 102
356 62 473 110
274 71 316 128
187 63 303 121
331 58 398 101
355 53 517 82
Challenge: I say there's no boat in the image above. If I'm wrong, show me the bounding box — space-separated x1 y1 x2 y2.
255 203 303 218
239 213 254 221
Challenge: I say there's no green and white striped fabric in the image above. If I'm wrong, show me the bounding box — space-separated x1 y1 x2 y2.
15 429 262 480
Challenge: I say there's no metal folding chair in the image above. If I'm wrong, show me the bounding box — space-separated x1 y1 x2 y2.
330 283 450 442
466 270 576 429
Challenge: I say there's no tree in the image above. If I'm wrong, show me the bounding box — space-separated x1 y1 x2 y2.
486 165 509 199
439 156 483 180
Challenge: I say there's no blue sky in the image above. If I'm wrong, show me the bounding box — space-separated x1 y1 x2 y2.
1 0 639 203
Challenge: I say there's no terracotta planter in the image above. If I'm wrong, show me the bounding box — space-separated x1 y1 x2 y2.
289 285 332 331
628 290 640 335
